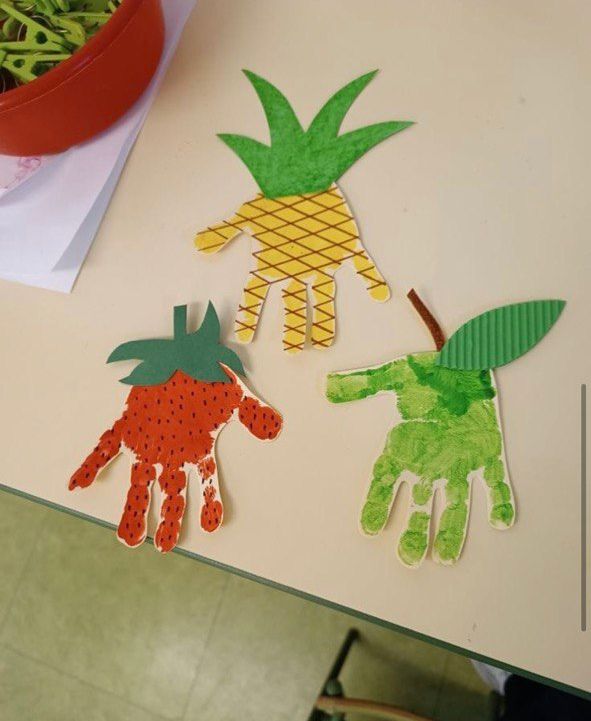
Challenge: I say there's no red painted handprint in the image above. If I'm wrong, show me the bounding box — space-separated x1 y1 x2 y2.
69 303 282 552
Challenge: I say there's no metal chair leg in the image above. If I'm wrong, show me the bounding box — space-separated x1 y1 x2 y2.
309 627 436 721
307 629 359 721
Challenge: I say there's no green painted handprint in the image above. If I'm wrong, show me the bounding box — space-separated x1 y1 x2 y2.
327 352 513 566
326 292 565 567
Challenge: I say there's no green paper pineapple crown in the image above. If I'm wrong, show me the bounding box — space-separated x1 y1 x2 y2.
196 70 414 353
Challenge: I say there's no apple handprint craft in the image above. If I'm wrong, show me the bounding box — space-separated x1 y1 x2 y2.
326 291 565 567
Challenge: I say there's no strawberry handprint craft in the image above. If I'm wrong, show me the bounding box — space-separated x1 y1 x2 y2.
70 303 282 553
326 291 565 567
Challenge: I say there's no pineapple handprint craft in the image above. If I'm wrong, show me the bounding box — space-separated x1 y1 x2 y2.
196 70 413 353
327 292 565 567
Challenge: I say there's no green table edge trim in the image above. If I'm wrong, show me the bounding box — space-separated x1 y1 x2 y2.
1 481 588 702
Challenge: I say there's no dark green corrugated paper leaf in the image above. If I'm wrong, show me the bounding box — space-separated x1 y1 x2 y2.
437 300 566 370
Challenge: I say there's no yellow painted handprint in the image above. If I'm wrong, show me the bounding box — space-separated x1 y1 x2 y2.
195 70 413 353
196 185 389 352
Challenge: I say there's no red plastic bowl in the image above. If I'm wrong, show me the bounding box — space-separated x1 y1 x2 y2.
0 0 164 156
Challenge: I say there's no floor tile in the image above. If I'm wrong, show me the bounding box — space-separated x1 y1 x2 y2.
338 621 449 720
0 492 47 627
2 510 228 720
0 499 499 721
0 644 164 721
184 575 352 721
433 653 493 721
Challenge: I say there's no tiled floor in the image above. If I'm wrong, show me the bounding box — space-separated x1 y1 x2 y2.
0 492 493 721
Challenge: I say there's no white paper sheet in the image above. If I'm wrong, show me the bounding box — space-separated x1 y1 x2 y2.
0 0 197 292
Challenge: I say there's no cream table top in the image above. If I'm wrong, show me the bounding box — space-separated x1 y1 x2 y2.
1 0 590 696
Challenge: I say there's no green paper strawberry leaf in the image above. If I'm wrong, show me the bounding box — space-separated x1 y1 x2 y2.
436 299 566 370
107 302 245 386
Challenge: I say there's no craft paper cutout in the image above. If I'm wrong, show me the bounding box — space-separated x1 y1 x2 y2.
437 299 566 370
195 70 413 353
326 291 566 567
69 303 283 553
107 304 245 385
